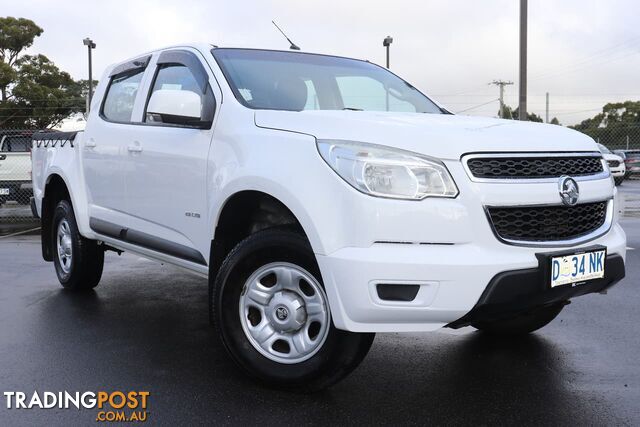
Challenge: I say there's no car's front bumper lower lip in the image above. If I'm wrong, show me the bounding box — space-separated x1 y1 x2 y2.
446 252 625 329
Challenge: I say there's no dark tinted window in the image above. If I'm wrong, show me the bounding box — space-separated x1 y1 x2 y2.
1 136 30 152
102 70 145 122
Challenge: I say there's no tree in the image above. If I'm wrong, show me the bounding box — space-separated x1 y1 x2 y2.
0 17 42 101
571 101 640 148
498 105 543 122
4 54 86 128
0 16 87 128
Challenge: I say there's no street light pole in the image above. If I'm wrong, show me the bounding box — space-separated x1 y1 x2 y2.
383 36 393 69
518 0 528 121
383 36 393 111
83 38 96 112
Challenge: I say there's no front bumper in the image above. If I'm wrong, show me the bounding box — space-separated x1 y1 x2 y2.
0 180 33 201
317 223 626 332
446 252 625 329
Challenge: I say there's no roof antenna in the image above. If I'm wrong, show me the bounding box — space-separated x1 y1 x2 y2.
272 21 301 50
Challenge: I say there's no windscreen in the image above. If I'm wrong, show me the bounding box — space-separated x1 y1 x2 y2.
213 49 443 114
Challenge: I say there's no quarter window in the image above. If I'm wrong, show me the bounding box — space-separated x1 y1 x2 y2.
102 70 145 122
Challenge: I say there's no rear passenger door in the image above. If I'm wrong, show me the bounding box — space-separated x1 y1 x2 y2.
83 56 150 229
122 49 219 266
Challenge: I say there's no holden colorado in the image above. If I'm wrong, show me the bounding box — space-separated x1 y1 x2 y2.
31 44 626 390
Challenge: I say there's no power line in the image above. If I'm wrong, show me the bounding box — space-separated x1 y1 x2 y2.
455 98 499 114
530 36 640 82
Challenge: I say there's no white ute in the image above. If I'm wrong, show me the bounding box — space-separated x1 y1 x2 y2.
0 131 33 206
31 44 626 390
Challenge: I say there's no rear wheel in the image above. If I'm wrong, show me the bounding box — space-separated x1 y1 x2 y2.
473 303 564 336
212 228 374 391
52 200 104 290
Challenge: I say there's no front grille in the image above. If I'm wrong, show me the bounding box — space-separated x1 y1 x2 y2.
607 160 620 168
487 201 608 242
467 156 603 179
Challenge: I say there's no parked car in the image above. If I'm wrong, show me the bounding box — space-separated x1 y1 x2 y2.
0 130 34 206
616 149 640 178
597 143 625 185
31 44 626 390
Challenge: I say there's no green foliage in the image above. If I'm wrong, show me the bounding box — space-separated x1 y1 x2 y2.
570 101 640 147
0 16 89 128
0 17 43 66
499 105 544 122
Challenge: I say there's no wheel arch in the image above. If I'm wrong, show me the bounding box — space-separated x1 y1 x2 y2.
40 173 74 261
209 189 317 282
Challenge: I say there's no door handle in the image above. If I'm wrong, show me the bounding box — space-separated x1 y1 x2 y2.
127 145 143 153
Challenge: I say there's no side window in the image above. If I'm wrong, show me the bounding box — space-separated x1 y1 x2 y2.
101 70 145 122
336 76 416 112
145 65 206 123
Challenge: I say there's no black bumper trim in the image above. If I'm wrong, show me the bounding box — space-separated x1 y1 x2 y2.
447 253 625 329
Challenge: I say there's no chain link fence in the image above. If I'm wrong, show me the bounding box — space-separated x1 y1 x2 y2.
579 125 640 151
0 128 40 234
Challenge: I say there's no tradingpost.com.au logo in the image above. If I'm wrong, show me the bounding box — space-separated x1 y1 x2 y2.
3 390 150 422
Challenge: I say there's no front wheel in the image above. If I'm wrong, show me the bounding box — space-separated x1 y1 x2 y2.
473 303 565 336
614 177 624 186
211 228 374 391
52 199 104 290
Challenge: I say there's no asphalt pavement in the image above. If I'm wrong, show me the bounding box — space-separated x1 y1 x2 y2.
0 181 639 425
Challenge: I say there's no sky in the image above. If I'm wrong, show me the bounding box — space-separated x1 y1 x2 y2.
2 0 640 125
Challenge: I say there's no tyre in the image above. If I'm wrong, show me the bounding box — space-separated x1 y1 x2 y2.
473 303 564 336
211 228 375 391
52 199 104 290
614 177 623 186
0 197 5 206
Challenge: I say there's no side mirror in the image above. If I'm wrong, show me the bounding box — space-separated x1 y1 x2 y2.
147 89 209 128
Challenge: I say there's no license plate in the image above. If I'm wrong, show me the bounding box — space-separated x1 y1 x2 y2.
550 249 605 288
0 188 9 196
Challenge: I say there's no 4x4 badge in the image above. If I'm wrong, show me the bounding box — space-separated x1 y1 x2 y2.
558 176 579 206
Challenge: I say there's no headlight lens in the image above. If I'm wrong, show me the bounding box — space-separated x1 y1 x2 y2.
317 140 458 200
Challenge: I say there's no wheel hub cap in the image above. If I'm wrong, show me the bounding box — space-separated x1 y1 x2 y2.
56 219 73 274
239 262 330 364
268 291 306 332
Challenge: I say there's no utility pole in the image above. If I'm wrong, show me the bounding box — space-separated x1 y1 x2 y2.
519 0 528 121
490 80 514 118
83 38 96 112
545 92 549 123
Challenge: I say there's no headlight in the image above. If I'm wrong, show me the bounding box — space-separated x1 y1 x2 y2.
317 140 458 200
